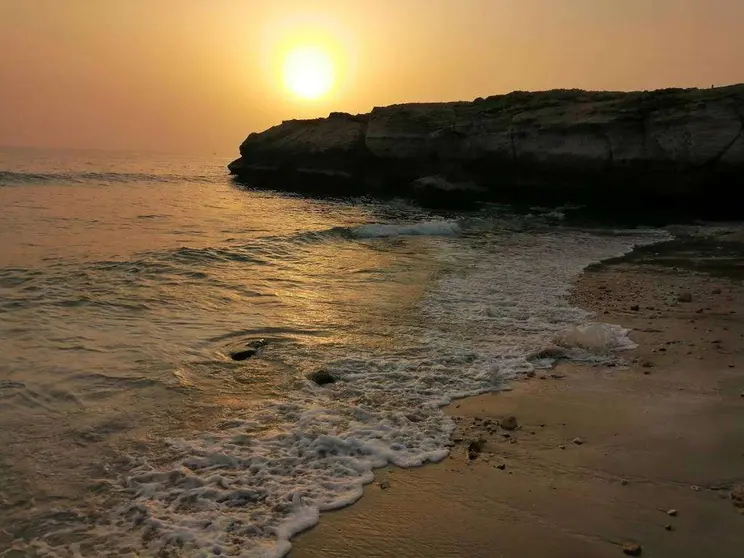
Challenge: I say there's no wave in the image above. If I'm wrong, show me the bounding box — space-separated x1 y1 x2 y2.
0 170 225 186
350 220 461 238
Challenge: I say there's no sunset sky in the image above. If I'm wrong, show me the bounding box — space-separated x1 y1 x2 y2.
1 0 743 154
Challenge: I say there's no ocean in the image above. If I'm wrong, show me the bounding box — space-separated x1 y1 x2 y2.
0 147 667 557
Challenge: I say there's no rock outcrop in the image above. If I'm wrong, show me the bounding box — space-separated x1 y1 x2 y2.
228 85 744 217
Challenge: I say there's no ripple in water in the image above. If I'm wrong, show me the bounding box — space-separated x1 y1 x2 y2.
0 148 670 557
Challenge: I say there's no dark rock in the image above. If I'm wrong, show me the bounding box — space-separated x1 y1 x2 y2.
500 415 519 431
496 463 506 470
307 370 336 386
677 292 693 303
228 85 744 218
731 484 744 508
630 305 640 311
410 176 486 208
379 479 390 490
572 437 585 445
467 439 485 460
664 524 674 531
622 542 643 556
230 349 257 361
712 288 722 294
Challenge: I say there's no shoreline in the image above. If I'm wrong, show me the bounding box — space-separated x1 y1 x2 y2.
290 236 744 557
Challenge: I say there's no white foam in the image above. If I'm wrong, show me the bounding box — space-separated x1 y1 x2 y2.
28 224 670 557
558 323 637 353
351 220 461 238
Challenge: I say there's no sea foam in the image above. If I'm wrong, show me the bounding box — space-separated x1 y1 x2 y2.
28 225 670 558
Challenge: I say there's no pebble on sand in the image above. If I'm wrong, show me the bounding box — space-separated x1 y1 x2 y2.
500 415 519 431
572 437 585 445
667 509 677 517
677 292 693 303
622 542 643 556
730 484 744 508
467 439 484 460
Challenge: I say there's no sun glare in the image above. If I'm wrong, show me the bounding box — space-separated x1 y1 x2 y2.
282 46 335 100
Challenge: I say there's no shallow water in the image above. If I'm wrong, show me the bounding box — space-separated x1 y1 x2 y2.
0 147 667 557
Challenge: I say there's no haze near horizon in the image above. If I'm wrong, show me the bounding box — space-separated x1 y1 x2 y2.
1 0 743 154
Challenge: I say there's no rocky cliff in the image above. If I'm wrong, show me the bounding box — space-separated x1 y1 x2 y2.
229 85 744 216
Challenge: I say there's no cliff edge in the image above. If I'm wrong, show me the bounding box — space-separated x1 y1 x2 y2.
228 85 744 216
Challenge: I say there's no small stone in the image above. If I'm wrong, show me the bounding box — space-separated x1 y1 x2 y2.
379 479 390 490
667 509 677 517
306 370 336 386
467 439 484 460
712 288 722 294
664 524 674 531
621 479 628 486
630 305 640 311
730 484 744 508
690 485 701 492
572 437 585 445
230 349 257 361
677 292 693 303
641 361 654 368
622 542 643 556
558 444 566 450
500 415 519 431
496 464 506 470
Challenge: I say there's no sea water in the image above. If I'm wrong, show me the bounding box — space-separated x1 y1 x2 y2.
0 147 667 557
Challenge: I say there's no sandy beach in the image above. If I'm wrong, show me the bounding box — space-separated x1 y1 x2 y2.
292 234 744 557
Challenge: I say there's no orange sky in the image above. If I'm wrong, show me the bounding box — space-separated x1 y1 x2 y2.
1 0 742 154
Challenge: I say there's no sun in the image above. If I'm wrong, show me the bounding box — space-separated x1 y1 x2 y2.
282 46 335 100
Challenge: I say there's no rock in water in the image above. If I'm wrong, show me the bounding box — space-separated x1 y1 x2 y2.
500 415 519 431
230 349 257 361
228 85 744 218
307 370 336 386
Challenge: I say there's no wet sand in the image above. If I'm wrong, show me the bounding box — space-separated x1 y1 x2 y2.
292 237 744 557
